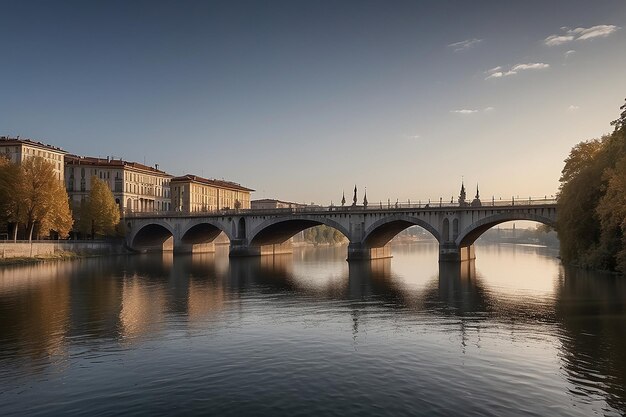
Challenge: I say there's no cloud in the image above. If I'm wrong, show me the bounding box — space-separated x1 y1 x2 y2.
565 49 576 56
448 38 483 52
406 134 421 140
544 25 620 46
484 63 549 80
450 108 494 115
567 105 580 111
450 109 479 114
544 34 575 46
511 63 550 71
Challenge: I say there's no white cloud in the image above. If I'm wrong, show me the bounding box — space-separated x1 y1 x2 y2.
450 109 479 114
448 38 483 52
565 49 576 56
511 63 550 71
450 108 494 115
406 134 421 140
544 24 620 46
484 63 549 80
544 34 575 46
574 25 620 40
568 105 580 111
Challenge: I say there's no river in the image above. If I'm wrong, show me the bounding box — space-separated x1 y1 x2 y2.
0 242 624 416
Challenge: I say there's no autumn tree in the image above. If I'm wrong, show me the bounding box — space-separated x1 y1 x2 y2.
18 157 73 241
79 176 120 238
0 157 21 237
557 99 626 272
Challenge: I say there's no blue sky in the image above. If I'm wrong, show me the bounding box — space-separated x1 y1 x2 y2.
1 0 625 204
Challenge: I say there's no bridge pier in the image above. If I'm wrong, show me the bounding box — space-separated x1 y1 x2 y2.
174 242 216 254
229 240 294 257
439 243 475 262
347 243 392 261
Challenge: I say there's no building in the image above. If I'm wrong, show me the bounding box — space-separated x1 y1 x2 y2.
251 199 306 210
0 136 67 181
170 174 253 212
65 155 173 213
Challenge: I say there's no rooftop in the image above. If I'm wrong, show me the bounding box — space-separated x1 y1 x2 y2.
65 154 172 176
171 174 254 192
0 136 67 153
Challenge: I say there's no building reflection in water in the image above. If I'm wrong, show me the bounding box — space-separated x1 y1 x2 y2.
0 247 625 411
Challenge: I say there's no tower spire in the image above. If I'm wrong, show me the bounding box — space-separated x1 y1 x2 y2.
352 185 357 206
458 178 467 206
363 187 368 207
341 190 346 206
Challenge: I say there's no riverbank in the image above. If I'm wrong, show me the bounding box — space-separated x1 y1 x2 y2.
0 240 128 263
0 251 83 266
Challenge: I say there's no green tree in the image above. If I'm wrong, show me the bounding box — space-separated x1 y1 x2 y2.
18 157 73 241
81 176 120 238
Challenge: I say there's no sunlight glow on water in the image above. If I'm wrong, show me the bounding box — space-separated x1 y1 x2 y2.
0 243 625 416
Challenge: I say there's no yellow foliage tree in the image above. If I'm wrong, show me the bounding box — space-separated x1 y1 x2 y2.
82 176 120 238
18 157 73 241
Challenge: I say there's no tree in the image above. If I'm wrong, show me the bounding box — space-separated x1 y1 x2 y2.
80 176 120 238
0 156 21 238
18 157 73 241
557 99 626 272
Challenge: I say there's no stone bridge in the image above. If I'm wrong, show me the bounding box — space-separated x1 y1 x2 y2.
124 199 557 263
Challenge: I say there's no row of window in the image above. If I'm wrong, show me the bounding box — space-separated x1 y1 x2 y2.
1 146 63 161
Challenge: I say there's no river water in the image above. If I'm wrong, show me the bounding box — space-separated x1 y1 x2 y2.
0 242 624 416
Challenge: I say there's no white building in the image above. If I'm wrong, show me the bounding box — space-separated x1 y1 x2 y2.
65 155 172 213
0 136 67 181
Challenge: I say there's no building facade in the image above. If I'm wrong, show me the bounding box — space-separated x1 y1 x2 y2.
0 136 67 181
65 155 173 213
251 199 307 210
170 174 253 212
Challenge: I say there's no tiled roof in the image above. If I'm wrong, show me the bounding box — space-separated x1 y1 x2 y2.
171 174 254 192
0 136 67 153
65 154 172 176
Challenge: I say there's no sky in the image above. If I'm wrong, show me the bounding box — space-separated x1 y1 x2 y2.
1 0 625 205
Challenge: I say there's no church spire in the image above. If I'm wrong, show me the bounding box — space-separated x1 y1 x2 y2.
363 187 368 207
458 179 467 206
475 183 480 199
352 185 357 206
341 190 346 206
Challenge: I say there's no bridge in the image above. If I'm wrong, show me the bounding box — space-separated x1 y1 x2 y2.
124 197 557 263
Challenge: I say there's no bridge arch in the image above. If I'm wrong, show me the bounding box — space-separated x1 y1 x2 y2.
455 212 557 247
130 220 175 251
362 215 441 247
249 216 351 246
180 218 234 245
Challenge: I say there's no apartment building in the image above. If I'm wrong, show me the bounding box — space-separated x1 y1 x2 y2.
170 174 253 212
0 136 66 180
65 155 173 213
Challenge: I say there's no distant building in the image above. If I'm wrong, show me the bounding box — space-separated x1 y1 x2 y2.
170 174 253 212
251 199 307 210
65 155 173 213
0 136 67 181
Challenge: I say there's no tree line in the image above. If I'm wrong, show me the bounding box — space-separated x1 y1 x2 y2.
557 99 626 273
0 156 120 241
302 225 346 245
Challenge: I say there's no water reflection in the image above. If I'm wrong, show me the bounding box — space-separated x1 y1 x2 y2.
0 245 624 415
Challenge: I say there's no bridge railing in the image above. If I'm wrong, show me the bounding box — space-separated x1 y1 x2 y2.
122 197 557 218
